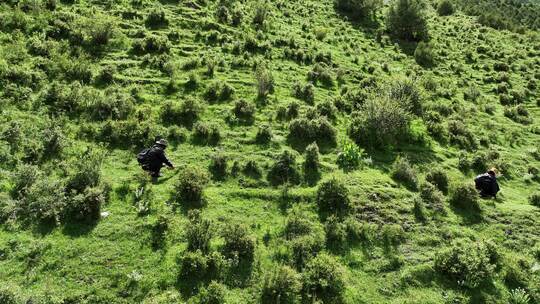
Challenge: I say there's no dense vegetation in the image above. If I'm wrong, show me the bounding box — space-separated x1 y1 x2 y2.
0 0 539 303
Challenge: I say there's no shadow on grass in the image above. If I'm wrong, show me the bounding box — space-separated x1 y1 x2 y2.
61 219 99 237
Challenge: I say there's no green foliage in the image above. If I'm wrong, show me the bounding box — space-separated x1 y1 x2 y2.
334 0 382 19
414 41 436 67
325 215 348 251
348 95 411 149
231 99 256 124
301 253 346 304
150 215 169 250
437 0 455 16
255 125 272 144
255 65 275 99
177 250 224 283
260 265 302 304
288 117 337 148
186 210 214 254
386 0 429 41
529 192 540 207
425 167 449 194
268 150 301 186
316 178 351 215
146 7 168 28
189 281 227 304
221 223 256 262
292 81 315 104
192 122 221 145
434 240 500 288
161 98 203 128
20 176 66 224
449 183 480 212
391 156 418 190
509 288 531 304
172 167 209 209
336 140 364 171
209 153 228 180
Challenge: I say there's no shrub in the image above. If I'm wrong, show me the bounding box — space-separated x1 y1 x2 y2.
529 192 540 207
325 216 348 251
65 186 106 222
288 117 337 148
334 0 382 19
21 177 66 224
425 167 449 194
65 149 103 194
386 0 428 41
10 164 40 199
192 122 221 145
222 223 256 262
186 210 214 253
388 78 423 116
268 150 301 186
172 167 209 209
419 182 444 212
293 82 315 104
232 99 256 124
414 41 435 67
284 207 324 240
449 183 480 212
315 100 337 121
303 142 320 184
161 98 203 128
177 250 224 283
391 156 418 190
316 178 351 215
260 266 302 304
253 1 270 26
447 120 477 150
302 253 346 304
509 288 531 304
204 81 235 103
348 95 410 149
242 160 262 179
209 153 228 180
132 35 170 54
0 286 17 304
255 125 272 144
337 140 364 171
434 240 499 288
191 281 227 304
437 0 454 16
146 7 168 28
307 64 334 87
255 65 275 99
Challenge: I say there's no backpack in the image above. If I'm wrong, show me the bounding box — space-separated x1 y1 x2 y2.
137 148 152 166
474 174 492 191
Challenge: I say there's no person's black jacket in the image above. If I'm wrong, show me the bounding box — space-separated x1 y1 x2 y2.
146 145 173 171
474 173 499 198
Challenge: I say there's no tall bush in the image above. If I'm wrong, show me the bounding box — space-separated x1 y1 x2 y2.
386 0 429 41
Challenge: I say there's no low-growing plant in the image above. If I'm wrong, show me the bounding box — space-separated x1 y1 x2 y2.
414 41 436 67
268 150 301 186
337 140 363 171
161 98 203 128
231 99 256 124
293 81 315 104
386 0 429 41
529 192 540 207
255 65 275 99
449 183 480 212
419 182 445 212
222 223 256 262
172 167 209 209
260 265 302 304
177 250 224 283
334 0 382 19
288 117 337 148
192 122 221 145
425 167 449 194
316 178 351 216
255 125 272 144
437 0 455 16
186 210 214 253
325 215 348 251
434 240 500 289
391 156 418 190
301 253 346 304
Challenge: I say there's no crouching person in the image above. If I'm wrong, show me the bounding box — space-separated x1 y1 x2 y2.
137 139 174 182
474 168 500 198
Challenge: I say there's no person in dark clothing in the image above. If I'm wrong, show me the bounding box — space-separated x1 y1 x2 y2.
141 139 174 180
474 168 500 198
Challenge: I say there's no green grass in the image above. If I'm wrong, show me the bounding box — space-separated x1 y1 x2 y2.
0 0 540 303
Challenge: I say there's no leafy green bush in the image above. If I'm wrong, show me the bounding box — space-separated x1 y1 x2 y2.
221 223 256 262
177 250 224 283
391 156 418 190
303 142 320 184
437 0 455 16
334 0 382 19
255 125 272 144
204 81 235 103
132 35 171 54
10 164 40 199
388 78 423 116
146 7 168 28
0 285 17 304
20 176 66 224
186 210 213 254
449 183 480 212
529 192 540 207
509 288 531 304
65 186 106 222
190 281 227 304
348 95 410 149
316 178 351 215
260 265 302 304
209 153 228 180
307 63 334 87
65 149 103 194
434 240 500 288
419 182 444 212
268 150 301 186
414 41 436 67
325 215 348 251
448 120 477 150
315 100 338 121
255 65 275 99
425 167 449 194
192 122 221 145
301 253 346 303
386 0 429 41
161 98 203 128
172 167 209 209
231 99 256 124
337 140 364 171
288 117 337 148
284 207 324 240
293 81 315 104
242 160 262 179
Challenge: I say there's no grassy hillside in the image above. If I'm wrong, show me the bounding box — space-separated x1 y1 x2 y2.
0 0 540 303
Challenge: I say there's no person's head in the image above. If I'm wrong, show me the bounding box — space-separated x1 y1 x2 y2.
155 138 168 149
487 167 497 177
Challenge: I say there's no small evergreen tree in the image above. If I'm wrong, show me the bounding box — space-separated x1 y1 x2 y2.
386 0 429 41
